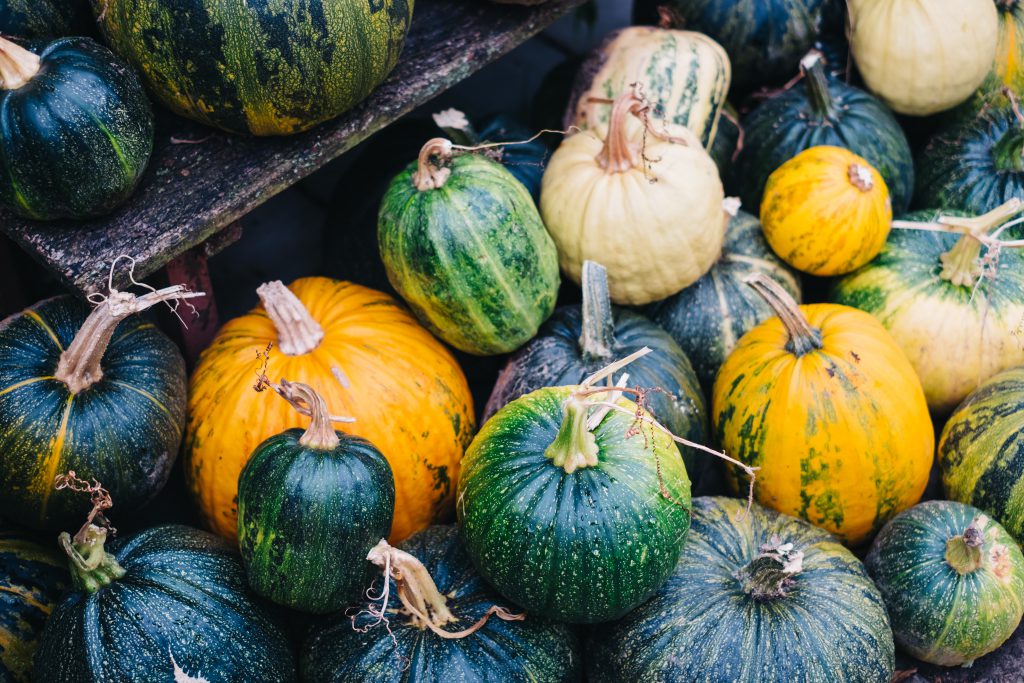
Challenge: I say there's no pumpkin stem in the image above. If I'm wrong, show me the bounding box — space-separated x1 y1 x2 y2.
939 200 1024 286
597 91 643 173
945 517 988 575
0 36 40 90
59 526 126 594
656 6 681 28
744 273 822 356
733 534 804 601
545 395 601 473
579 261 616 362
279 380 341 450
412 138 454 191
847 163 874 192
256 280 324 356
800 50 835 118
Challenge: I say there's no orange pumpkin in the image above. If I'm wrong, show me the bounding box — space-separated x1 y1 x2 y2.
184 277 476 543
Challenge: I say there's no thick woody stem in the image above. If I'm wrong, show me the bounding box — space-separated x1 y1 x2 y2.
0 36 40 90
277 381 341 450
597 92 643 172
744 273 822 356
579 261 616 362
256 281 324 356
412 138 454 191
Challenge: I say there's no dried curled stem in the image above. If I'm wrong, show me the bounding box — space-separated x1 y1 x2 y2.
54 471 115 543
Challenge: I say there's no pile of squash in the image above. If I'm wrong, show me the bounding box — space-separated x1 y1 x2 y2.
5 0 1024 681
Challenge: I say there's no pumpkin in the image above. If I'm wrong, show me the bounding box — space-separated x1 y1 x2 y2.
485 261 708 476
0 36 153 221
185 278 475 544
832 201 1024 414
0 0 91 38
1 530 67 683
588 496 895 683
961 0 1024 115
648 207 802 395
712 274 934 545
939 366 1024 546
761 145 892 277
541 90 726 305
35 523 296 681
897 620 1024 683
93 0 413 136
238 381 395 614
302 525 582 682
378 138 560 355
458 382 692 624
564 20 731 150
847 0 999 116
709 102 740 176
866 501 1024 666
0 286 190 531
732 50 914 214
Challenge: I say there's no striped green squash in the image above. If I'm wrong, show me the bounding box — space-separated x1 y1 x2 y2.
379 139 560 355
940 367 1024 545
94 0 413 136
867 501 1024 667
0 0 90 38
1 530 67 683
588 497 895 683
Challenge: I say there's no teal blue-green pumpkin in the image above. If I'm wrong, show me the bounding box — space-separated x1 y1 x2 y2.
647 209 802 395
34 524 297 682
0 0 91 38
866 501 1024 667
0 530 68 683
302 525 582 682
588 497 895 683
93 0 413 136
710 102 740 176
458 384 692 624
0 36 153 221
238 381 395 614
0 290 188 531
378 138 560 355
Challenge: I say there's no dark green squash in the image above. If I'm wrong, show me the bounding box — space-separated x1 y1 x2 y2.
302 525 582 682
0 0 91 39
0 36 153 221
378 138 560 355
34 523 297 681
588 496 895 683
458 383 692 624
238 381 395 614
648 209 801 395
709 102 740 177
0 287 190 530
732 51 914 213
93 0 413 136
0 530 68 683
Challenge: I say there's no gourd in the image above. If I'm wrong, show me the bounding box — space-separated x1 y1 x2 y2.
302 526 582 682
0 36 153 221
0 285 192 530
939 366 1024 545
867 501 1024 666
485 261 708 477
589 497 895 683
0 0 91 38
832 201 1024 414
0 530 67 682
458 378 692 624
378 138 560 355
761 146 892 276
648 207 802 395
541 91 726 305
897 620 1024 683
93 0 414 136
847 0 999 116
962 0 1024 114
712 274 934 545
238 381 395 614
733 51 914 213
709 103 740 176
185 278 475 544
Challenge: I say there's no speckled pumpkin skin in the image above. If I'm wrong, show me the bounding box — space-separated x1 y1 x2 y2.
588 497 895 683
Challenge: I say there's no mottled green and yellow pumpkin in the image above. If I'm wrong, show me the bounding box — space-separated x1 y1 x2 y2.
963 0 1024 114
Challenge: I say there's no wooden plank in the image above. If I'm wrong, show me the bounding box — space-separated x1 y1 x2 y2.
0 0 585 297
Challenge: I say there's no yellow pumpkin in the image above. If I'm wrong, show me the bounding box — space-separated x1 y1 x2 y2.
184 277 476 543
541 90 726 305
761 146 892 277
712 274 934 546
848 0 999 116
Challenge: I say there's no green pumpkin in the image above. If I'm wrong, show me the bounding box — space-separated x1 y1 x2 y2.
35 524 297 681
0 290 187 531
0 0 91 38
238 382 395 614
709 102 740 176
867 501 1024 667
0 36 153 221
940 366 1024 545
93 0 413 136
378 139 560 355
648 209 802 395
732 51 913 213
302 525 582 682
588 497 895 683
958 0 1024 117
458 385 692 624
1 530 68 683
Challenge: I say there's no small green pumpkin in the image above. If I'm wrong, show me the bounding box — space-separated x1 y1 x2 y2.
867 501 1024 667
0 0 91 38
